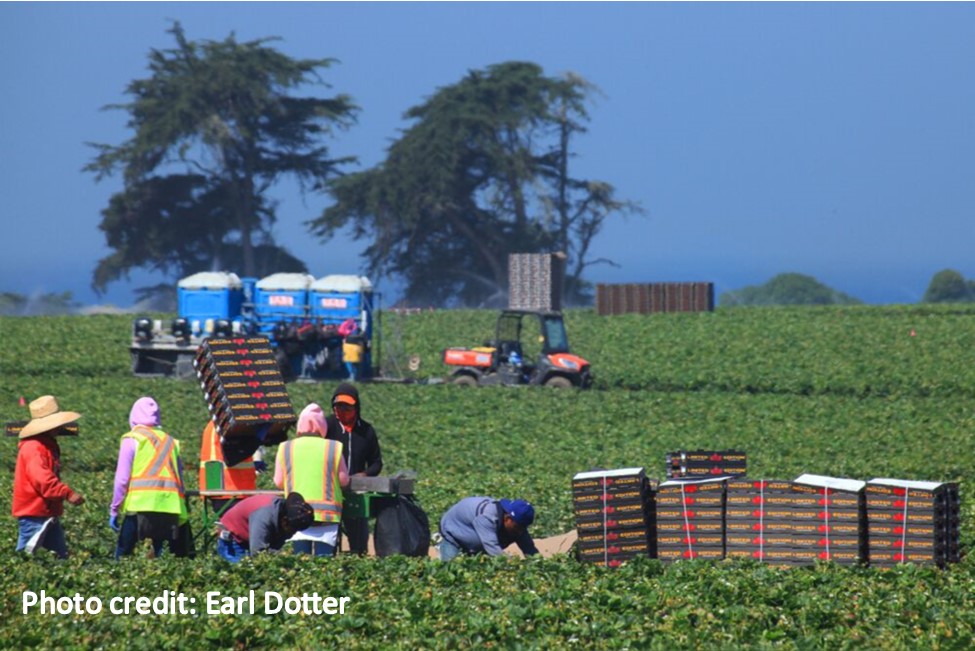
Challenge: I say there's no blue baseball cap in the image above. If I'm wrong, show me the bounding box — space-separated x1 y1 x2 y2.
499 499 535 528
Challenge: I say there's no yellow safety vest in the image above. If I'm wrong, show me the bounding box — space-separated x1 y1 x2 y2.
121 426 187 520
280 436 343 523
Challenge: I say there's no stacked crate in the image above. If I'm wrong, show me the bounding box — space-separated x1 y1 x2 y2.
665 449 747 479
508 253 565 312
866 479 961 568
572 468 656 568
194 336 295 447
725 479 796 568
791 474 867 566
655 478 727 563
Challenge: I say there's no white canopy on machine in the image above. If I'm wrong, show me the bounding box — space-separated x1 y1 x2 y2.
177 271 242 289
310 274 373 293
255 273 315 290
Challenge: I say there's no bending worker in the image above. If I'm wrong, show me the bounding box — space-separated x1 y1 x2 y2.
110 396 189 559
438 496 538 561
216 492 315 563
274 403 349 556
325 383 382 554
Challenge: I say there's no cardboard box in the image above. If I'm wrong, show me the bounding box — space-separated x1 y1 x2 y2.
655 519 724 533
727 479 793 493
572 467 650 494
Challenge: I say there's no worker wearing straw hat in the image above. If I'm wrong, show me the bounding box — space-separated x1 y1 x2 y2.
11 395 86 558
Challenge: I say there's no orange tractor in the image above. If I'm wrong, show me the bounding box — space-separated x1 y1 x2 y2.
443 310 593 388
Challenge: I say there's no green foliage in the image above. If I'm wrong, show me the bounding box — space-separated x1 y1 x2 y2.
721 272 862 306
1 307 974 648
85 22 358 293
309 62 641 307
923 269 975 303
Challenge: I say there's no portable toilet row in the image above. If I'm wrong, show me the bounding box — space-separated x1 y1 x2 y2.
177 272 245 335
247 272 374 335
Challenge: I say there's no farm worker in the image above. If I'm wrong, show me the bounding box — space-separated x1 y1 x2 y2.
198 420 266 515
215 492 315 563
110 396 190 559
339 318 362 381
324 383 383 554
12 395 85 558
438 497 538 561
274 403 349 556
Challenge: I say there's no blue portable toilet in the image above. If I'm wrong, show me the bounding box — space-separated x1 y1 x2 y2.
176 272 244 335
310 275 374 332
310 275 374 379
253 273 315 334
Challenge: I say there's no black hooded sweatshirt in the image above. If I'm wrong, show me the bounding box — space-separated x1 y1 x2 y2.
324 383 383 476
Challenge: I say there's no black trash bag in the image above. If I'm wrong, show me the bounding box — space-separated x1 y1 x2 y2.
221 435 262 468
373 495 430 558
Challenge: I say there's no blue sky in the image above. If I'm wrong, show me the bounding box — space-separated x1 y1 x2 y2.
1 2 973 307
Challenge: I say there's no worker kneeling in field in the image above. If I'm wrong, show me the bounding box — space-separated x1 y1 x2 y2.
216 492 315 562
438 497 538 560
110 396 191 559
274 403 349 556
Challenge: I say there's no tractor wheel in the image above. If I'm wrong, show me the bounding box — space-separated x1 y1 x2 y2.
544 376 573 389
453 374 478 387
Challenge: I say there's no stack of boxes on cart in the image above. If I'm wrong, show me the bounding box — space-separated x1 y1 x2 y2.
866 479 961 568
572 450 962 569
572 468 656 568
194 335 295 463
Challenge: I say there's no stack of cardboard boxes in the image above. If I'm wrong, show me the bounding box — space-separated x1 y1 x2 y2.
572 468 656 568
665 449 747 479
866 479 961 568
725 479 796 568
655 478 727 563
194 336 295 446
791 474 867 566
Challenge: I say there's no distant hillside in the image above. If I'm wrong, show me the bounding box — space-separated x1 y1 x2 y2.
720 272 862 306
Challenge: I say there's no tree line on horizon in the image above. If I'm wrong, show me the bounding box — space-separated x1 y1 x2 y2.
83 22 640 309
3 269 972 316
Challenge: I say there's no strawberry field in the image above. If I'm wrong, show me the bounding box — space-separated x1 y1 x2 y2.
1 307 974 649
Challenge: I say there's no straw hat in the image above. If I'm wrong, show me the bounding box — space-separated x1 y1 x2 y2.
19 395 81 439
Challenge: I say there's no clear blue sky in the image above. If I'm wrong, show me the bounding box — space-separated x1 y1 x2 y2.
2 2 973 307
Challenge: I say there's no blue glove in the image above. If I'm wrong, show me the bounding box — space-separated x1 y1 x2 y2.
254 460 268 474
109 515 120 532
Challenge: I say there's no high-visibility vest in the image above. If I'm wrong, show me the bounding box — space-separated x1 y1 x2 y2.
121 426 187 520
198 421 256 491
280 436 343 523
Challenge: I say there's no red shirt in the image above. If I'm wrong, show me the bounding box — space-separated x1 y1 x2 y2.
12 435 77 518
219 494 277 542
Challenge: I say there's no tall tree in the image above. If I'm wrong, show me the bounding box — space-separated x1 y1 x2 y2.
923 269 973 303
85 22 358 295
308 61 640 307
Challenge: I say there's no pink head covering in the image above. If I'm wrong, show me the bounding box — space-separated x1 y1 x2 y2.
129 396 160 429
297 402 327 437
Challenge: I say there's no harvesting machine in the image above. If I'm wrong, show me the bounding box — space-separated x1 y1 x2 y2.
130 271 377 381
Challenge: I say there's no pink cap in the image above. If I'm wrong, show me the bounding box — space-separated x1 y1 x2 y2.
297 403 327 437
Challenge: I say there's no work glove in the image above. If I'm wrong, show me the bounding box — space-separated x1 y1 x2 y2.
254 460 268 474
255 424 271 444
109 515 120 532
